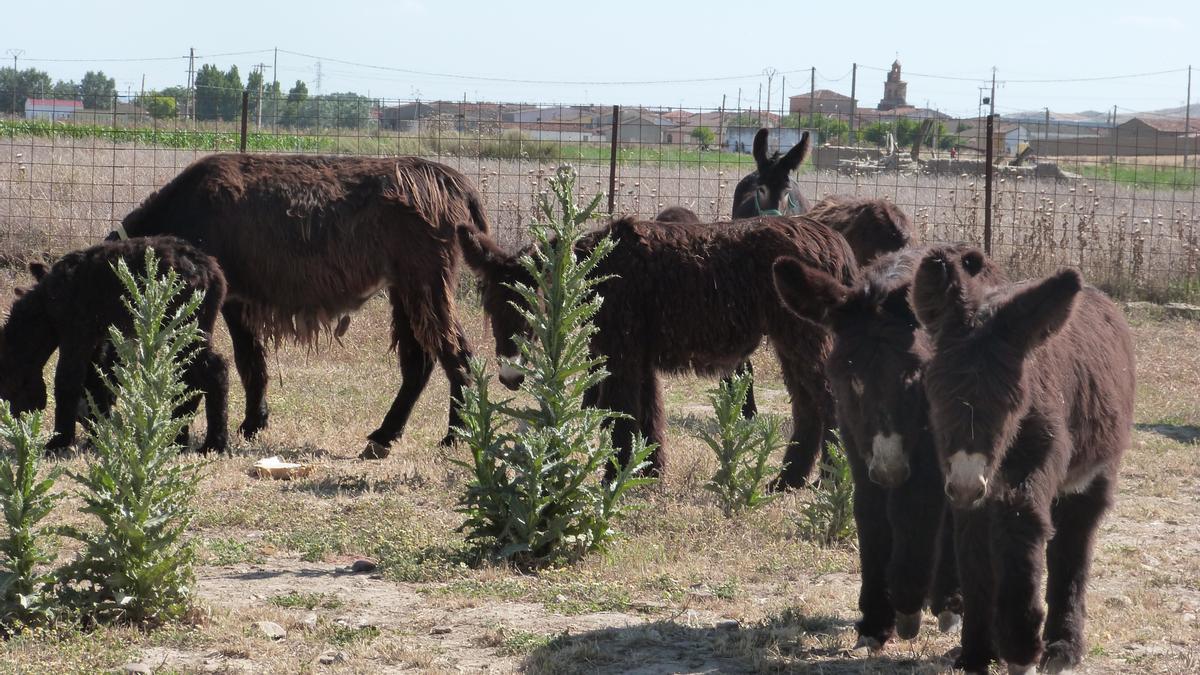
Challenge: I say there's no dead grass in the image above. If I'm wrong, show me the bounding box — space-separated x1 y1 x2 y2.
0 261 1196 673
2 136 1199 299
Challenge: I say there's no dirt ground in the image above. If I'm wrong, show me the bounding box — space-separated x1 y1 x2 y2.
0 271 1197 674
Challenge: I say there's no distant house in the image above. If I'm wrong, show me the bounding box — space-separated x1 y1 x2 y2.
789 89 856 116
595 109 671 144
24 98 83 121
1029 116 1200 157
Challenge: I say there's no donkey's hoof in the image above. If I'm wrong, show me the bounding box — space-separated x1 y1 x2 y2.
360 440 391 460
849 636 884 656
438 432 456 447
937 610 963 634
1040 640 1078 674
1006 663 1037 675
895 611 922 640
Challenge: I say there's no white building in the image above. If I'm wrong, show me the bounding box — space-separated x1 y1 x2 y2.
24 98 83 121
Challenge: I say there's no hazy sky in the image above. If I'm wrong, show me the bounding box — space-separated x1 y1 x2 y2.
3 1 1197 117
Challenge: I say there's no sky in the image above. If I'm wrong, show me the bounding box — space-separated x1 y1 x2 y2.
3 1 1198 118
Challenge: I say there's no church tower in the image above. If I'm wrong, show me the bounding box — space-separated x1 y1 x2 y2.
877 60 908 111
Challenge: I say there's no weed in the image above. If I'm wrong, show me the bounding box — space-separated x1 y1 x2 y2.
700 371 782 516
794 432 856 547
267 591 342 611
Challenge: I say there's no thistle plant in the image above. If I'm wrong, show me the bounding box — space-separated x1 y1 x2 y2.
0 405 62 632
796 431 856 546
700 371 783 516
58 249 205 625
452 166 655 566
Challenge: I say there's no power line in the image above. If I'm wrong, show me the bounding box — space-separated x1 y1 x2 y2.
22 49 275 64
858 63 1188 84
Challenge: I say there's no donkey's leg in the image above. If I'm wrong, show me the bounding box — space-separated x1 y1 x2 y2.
47 341 92 451
845 441 895 650
771 355 830 490
362 299 433 459
432 319 472 447
954 506 997 673
639 370 666 475
930 505 964 633
183 345 230 453
1040 475 1112 673
222 300 269 439
991 489 1052 672
600 365 644 484
886 445 948 641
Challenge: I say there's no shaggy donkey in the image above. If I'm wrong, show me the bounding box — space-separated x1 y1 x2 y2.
912 247 1135 674
458 215 856 487
804 196 912 267
112 153 490 458
0 237 229 452
772 246 1002 649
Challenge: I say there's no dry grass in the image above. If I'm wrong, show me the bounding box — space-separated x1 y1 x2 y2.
0 260 1196 673
2 136 1199 299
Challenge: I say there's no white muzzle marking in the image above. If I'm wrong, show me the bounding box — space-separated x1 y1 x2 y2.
499 362 523 385
946 451 989 507
869 432 906 479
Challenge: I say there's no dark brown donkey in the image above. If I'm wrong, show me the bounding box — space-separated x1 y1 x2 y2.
805 196 912 266
772 246 1002 650
458 215 856 488
0 237 229 452
912 247 1135 675
112 153 490 457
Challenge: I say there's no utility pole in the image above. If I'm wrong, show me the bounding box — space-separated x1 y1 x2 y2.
314 61 323 95
186 47 195 123
1185 65 1193 168
780 76 786 124
809 66 816 129
719 93 726 150
253 62 270 128
763 67 777 127
850 62 857 144
272 47 279 130
6 49 23 114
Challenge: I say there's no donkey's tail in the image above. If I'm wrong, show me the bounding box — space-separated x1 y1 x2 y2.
465 188 490 235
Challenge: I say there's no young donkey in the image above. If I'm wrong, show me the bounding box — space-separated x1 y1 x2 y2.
0 237 229 452
912 247 1135 674
458 215 856 487
772 246 1001 649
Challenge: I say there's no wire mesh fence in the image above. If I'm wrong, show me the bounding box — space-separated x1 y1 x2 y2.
2 68 1198 301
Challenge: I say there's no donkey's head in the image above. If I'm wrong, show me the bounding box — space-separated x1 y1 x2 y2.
0 262 57 414
455 224 533 390
731 129 812 219
913 247 1081 509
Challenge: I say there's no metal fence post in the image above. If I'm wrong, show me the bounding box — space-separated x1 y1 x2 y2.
240 91 250 153
607 105 620 215
984 112 994 256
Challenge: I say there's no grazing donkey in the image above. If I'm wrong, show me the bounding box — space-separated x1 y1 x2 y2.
458 215 857 487
0 237 229 452
912 247 1135 674
112 153 490 458
772 246 1003 649
653 206 701 224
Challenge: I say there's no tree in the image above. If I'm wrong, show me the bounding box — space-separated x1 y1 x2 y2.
318 92 373 129
690 126 715 150
50 80 79 100
281 80 310 127
145 96 177 120
220 65 243 121
81 70 116 110
192 64 224 121
0 67 53 115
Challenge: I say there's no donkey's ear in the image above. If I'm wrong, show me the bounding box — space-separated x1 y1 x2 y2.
752 128 770 170
912 248 970 335
990 269 1081 353
772 257 848 324
779 131 812 174
960 249 987 277
28 262 48 281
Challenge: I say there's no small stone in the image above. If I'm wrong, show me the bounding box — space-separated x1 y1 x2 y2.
318 650 346 665
430 625 452 635
554 594 567 603
122 664 153 675
1103 594 1133 610
254 620 287 640
714 619 740 630
350 558 378 573
301 612 318 631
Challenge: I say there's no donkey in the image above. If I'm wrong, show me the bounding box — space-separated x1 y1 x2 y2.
731 128 813 220
772 246 1003 650
112 153 490 459
805 196 912 267
458 215 857 488
653 206 700 224
912 247 1135 674
1 237 229 453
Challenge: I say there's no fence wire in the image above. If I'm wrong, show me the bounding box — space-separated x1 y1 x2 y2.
2 76 1198 301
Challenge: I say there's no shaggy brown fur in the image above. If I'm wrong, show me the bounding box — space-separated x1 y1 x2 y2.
804 196 913 265
731 129 813 219
653 206 700 224
459 215 856 488
113 153 490 455
0 237 229 452
773 246 1004 649
912 248 1135 674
